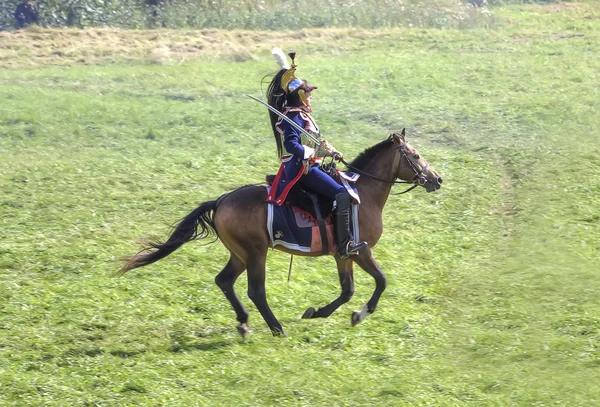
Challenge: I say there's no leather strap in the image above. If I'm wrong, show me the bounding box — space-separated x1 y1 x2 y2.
308 193 329 255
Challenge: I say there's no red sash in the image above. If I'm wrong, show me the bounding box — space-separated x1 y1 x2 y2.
266 156 322 206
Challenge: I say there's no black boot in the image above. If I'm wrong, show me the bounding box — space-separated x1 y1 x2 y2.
334 193 367 259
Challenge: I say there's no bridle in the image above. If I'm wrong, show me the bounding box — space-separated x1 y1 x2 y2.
340 142 429 195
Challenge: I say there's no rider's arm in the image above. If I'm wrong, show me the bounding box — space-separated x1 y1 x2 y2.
282 113 314 159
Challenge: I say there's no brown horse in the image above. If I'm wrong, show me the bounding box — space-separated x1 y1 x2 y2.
118 130 442 336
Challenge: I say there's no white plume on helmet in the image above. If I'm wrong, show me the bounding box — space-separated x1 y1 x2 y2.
271 47 290 70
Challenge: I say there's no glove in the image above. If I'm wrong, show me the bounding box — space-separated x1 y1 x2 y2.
314 140 338 158
332 151 344 162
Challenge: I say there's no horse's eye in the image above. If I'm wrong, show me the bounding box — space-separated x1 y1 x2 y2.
414 154 420 159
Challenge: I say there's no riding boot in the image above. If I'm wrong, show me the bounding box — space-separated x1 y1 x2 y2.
334 193 367 259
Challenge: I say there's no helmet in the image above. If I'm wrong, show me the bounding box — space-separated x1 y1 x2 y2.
267 48 318 158
272 49 317 108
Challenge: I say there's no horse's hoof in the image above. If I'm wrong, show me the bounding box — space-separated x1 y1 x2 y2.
302 307 316 319
271 328 287 337
351 311 364 326
237 323 249 338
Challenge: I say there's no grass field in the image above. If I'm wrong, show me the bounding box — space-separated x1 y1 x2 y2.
1 2 599 406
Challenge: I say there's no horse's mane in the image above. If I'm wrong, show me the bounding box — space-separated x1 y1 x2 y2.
348 138 394 170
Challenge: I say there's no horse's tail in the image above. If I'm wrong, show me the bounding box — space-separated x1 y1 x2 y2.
117 199 220 276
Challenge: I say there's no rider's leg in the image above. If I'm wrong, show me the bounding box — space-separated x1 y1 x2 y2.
299 167 366 259
334 192 367 259
298 166 345 200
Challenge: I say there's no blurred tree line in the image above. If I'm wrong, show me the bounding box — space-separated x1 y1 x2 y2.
0 0 561 31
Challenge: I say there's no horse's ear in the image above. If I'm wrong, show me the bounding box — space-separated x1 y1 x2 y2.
390 130 405 145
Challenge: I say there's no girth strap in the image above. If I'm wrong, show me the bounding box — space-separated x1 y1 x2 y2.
308 193 329 255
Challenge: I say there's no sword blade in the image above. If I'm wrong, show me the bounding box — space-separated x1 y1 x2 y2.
245 94 322 146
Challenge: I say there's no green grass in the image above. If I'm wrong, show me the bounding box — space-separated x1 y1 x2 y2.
1 3 599 406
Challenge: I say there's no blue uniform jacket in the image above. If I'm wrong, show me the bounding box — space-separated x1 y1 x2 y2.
266 107 320 205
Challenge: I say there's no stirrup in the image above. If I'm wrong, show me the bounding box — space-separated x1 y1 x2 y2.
339 240 367 259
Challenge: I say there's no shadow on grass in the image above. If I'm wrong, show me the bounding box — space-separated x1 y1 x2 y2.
110 349 146 358
168 339 233 352
167 325 239 352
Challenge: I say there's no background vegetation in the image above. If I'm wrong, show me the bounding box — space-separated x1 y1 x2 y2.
1 1 599 406
0 0 565 31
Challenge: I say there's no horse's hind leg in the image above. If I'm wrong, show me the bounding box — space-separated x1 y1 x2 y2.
246 251 286 336
302 257 354 319
351 247 387 326
214 254 249 337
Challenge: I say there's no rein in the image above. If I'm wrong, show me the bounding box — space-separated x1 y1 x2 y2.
340 144 428 195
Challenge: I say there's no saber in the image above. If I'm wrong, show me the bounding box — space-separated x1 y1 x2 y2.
245 94 322 146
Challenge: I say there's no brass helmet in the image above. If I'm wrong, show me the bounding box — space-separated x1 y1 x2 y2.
267 48 318 157
273 48 317 107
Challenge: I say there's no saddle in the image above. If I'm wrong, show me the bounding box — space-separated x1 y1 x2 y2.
266 174 334 254
265 174 334 219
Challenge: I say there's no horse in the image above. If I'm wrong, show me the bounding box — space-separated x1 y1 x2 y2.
118 130 443 337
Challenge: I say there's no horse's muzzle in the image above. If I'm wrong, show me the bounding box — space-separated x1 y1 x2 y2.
425 177 443 193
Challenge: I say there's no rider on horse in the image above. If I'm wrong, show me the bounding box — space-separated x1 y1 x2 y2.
265 48 367 259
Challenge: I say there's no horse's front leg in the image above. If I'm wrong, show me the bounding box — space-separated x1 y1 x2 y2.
302 257 354 319
351 247 387 326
